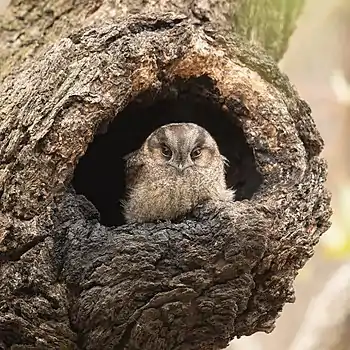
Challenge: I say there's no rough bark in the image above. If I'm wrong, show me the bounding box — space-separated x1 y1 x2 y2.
0 0 331 349
0 0 304 82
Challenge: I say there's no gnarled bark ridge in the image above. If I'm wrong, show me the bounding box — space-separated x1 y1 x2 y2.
0 1 330 350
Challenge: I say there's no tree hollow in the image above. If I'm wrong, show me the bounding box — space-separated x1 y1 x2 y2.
72 76 263 226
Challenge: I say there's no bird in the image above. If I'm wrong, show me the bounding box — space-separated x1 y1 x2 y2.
122 122 235 223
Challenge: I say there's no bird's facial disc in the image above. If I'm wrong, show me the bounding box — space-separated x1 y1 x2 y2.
146 123 219 172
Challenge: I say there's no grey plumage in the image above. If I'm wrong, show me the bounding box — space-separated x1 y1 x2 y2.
122 123 235 223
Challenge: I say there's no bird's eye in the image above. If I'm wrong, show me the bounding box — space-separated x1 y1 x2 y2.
161 145 172 159
191 147 202 160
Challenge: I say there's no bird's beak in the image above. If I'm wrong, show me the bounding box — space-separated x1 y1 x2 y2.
174 161 193 173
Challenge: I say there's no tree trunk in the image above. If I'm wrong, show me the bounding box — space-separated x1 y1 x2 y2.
0 1 331 350
0 0 304 81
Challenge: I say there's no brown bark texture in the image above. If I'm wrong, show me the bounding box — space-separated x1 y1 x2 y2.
0 0 304 81
0 0 331 349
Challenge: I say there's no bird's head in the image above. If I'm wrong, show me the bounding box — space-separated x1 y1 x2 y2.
143 123 225 173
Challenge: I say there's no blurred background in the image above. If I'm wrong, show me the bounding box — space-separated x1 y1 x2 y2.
1 0 349 349
229 0 350 349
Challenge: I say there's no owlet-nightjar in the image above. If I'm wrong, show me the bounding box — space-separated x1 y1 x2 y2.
122 123 234 223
